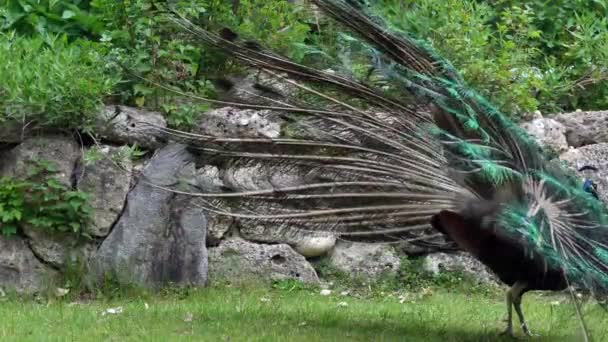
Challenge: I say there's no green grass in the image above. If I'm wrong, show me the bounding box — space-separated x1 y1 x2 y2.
1 283 607 341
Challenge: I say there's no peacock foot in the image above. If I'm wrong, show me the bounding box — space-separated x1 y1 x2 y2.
499 326 516 339
521 324 536 337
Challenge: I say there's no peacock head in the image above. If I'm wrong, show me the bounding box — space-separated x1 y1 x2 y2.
583 179 599 200
578 165 600 200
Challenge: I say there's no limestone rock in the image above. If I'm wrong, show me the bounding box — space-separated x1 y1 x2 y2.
0 236 57 294
196 107 282 139
293 235 337 258
555 110 608 148
78 146 133 237
520 117 568 153
423 252 499 284
214 73 297 106
239 222 335 258
189 165 234 245
93 144 208 289
206 214 234 246
559 143 608 204
329 241 401 280
22 225 96 269
221 162 304 191
0 134 79 186
217 161 335 255
208 238 318 284
194 165 225 192
96 105 167 150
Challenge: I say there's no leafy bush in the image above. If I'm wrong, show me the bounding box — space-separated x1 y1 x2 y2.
199 0 312 57
0 0 103 39
486 0 608 112
374 0 608 117
0 1 314 131
0 33 118 131
5 0 607 128
0 160 92 237
87 0 312 120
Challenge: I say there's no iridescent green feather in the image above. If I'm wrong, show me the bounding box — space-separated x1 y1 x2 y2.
355 0 608 296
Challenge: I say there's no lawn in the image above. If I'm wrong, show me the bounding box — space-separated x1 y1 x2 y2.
0 283 606 342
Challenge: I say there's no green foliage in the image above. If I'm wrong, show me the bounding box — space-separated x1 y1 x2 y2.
0 0 103 39
0 1 315 132
313 255 494 295
0 160 92 237
83 144 147 168
397 257 461 290
3 0 608 130
0 177 27 236
488 0 608 111
0 32 118 130
201 0 312 58
161 102 208 130
375 0 608 117
89 0 311 115
271 278 317 293
3 285 604 341
89 0 208 108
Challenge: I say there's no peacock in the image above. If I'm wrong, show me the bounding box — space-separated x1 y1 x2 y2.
133 0 608 339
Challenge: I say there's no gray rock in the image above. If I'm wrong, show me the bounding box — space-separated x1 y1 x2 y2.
196 107 282 139
329 241 401 280
239 222 335 258
93 144 208 289
0 120 28 143
22 225 96 269
559 143 608 204
290 0 325 20
208 237 318 284
423 252 499 284
0 135 79 186
221 162 305 192
220 162 336 256
215 73 297 106
194 165 225 192
96 105 167 150
78 146 133 237
555 110 608 148
397 240 452 256
520 117 568 153
293 234 337 258
189 166 235 245
0 236 58 294
206 214 235 246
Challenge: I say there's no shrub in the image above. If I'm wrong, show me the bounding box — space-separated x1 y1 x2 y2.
373 0 608 117
0 0 103 40
0 33 118 131
88 0 312 119
0 160 92 237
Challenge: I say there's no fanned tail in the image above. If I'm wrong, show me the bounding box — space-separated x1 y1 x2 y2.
131 0 608 299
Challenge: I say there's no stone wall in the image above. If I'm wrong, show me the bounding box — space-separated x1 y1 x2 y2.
1 105 606 294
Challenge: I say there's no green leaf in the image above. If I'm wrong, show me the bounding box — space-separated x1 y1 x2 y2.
69 222 80 232
1 224 17 237
61 10 76 20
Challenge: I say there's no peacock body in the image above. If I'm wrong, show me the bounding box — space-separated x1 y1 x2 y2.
138 0 608 338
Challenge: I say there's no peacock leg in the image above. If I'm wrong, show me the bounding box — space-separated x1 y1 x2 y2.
499 288 514 337
512 281 534 336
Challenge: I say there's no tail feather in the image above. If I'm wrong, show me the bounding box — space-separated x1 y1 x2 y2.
127 0 608 298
